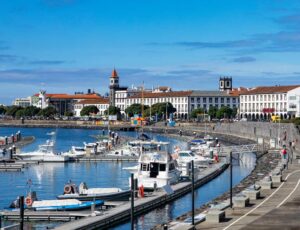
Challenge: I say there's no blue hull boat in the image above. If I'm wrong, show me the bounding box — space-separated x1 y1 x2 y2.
33 200 104 211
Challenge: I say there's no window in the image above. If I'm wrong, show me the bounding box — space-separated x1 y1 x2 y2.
203 98 207 103
215 98 218 103
141 164 149 171
227 98 230 103
221 98 224 103
159 164 166 171
209 98 212 103
197 97 200 103
232 98 236 103
191 98 194 103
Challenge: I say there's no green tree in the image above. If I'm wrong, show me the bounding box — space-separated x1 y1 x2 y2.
64 111 74 117
125 103 149 117
216 106 233 119
38 106 57 117
22 106 41 117
104 106 121 120
150 102 176 117
5 106 23 117
208 106 218 119
232 107 238 118
191 108 205 119
15 109 25 118
80 106 99 116
0 106 7 115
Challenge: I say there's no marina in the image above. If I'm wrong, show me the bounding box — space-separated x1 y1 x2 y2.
0 126 256 230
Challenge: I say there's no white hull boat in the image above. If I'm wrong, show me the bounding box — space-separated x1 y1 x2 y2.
131 141 181 190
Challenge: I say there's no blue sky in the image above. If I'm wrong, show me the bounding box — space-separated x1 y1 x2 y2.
1 0 300 104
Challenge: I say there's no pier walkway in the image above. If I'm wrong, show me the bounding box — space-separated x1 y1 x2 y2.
54 161 228 230
194 151 300 230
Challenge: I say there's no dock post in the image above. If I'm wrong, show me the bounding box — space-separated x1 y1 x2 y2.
230 151 233 208
131 173 134 230
191 160 195 227
19 196 24 230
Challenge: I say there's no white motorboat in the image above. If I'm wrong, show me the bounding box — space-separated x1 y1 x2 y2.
15 138 69 162
131 141 181 190
107 146 138 157
62 146 86 160
203 135 217 147
57 182 130 201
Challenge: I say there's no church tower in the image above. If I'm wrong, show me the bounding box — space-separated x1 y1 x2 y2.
219 77 232 91
109 68 119 106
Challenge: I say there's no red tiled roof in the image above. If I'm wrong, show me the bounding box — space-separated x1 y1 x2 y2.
129 91 192 99
241 85 300 95
229 87 250 96
75 98 109 105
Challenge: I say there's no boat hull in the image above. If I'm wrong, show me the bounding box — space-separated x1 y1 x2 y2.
33 200 103 211
57 190 131 201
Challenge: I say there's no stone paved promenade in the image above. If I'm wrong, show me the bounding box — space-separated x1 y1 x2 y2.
196 151 300 230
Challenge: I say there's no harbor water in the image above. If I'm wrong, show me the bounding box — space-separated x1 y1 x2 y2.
0 127 256 229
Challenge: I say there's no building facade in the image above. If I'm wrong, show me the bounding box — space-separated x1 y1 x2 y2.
188 90 239 113
239 85 300 120
32 91 104 115
74 98 109 117
13 97 32 107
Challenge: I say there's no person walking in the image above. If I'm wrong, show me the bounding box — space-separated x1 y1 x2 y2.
281 146 287 160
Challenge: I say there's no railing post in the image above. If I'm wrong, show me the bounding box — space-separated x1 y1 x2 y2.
230 152 233 208
192 160 195 226
19 196 24 230
131 174 134 230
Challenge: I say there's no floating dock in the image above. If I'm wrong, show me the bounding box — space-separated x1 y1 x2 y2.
79 155 138 162
53 161 228 230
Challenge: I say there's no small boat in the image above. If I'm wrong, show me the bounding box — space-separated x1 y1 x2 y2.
57 182 131 201
31 199 103 211
131 141 181 190
62 146 86 160
15 139 69 162
10 191 103 211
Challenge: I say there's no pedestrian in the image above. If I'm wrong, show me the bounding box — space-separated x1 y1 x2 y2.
292 140 296 151
102 129 105 136
281 147 287 160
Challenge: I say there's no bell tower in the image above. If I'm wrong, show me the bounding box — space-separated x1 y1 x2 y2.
219 77 232 91
109 68 119 106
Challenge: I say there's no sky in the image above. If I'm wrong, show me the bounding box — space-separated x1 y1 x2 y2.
1 0 300 104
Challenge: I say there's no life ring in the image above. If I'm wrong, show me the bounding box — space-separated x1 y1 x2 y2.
25 197 33 206
64 185 72 194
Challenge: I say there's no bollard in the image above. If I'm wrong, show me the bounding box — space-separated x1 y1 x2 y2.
11 134 14 143
19 196 24 230
8 147 13 160
163 223 168 230
12 145 16 155
5 136 8 145
91 202 95 213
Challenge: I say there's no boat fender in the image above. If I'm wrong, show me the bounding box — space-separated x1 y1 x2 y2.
139 185 144 198
25 197 33 206
64 185 72 194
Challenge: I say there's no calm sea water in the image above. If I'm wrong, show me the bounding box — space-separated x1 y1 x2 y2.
0 127 255 230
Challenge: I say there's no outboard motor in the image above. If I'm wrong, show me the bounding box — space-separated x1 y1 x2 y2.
9 196 20 208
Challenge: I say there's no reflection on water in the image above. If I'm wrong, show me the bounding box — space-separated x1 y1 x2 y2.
0 127 255 230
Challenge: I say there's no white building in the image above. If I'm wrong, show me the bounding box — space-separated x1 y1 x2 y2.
287 87 300 118
127 91 192 119
239 85 300 120
13 97 32 107
189 91 240 113
74 98 109 117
